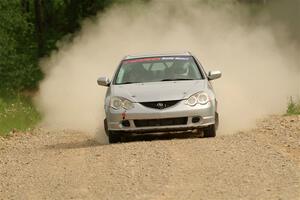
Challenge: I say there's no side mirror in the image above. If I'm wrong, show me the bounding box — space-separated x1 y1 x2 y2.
97 77 111 86
207 70 222 80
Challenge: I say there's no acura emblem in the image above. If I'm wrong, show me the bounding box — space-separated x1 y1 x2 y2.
157 102 164 109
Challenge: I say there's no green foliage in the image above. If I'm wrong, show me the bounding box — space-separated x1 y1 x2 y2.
0 0 42 91
0 0 152 93
0 94 41 137
287 98 300 115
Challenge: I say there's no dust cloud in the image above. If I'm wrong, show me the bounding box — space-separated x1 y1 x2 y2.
35 0 300 139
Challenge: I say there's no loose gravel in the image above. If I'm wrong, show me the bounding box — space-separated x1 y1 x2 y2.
0 115 299 200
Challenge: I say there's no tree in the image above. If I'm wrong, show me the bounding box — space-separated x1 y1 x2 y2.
0 0 42 92
0 0 154 93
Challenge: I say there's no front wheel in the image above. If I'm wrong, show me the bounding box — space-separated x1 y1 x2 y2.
203 124 216 138
108 131 121 143
104 119 108 135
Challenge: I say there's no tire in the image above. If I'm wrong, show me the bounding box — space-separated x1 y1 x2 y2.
104 119 108 135
203 124 216 138
215 112 219 130
203 112 219 138
108 131 121 143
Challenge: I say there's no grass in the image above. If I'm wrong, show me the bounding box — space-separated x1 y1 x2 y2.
0 94 41 137
286 97 300 115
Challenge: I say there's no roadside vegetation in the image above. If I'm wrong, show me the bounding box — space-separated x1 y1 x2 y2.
287 98 300 115
0 94 40 137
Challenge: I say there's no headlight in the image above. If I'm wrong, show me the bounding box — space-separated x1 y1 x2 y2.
185 92 209 106
197 93 209 105
110 97 134 110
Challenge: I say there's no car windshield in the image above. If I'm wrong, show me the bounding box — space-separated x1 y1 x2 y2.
114 56 203 84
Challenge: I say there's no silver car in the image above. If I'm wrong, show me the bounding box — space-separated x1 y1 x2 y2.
98 52 221 143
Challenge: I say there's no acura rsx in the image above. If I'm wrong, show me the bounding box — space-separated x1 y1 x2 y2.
97 52 221 143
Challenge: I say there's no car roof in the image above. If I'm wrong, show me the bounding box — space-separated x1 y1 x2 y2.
123 52 193 60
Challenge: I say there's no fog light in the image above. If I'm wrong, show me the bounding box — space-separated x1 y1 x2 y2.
192 117 200 123
121 120 130 127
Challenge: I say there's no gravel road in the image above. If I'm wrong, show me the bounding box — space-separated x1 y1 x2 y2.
0 115 299 200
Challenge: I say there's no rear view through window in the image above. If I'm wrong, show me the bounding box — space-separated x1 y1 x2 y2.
115 56 203 84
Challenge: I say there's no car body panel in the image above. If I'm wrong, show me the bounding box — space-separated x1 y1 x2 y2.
110 80 207 102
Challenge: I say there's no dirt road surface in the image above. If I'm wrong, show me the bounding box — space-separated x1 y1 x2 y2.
0 115 299 200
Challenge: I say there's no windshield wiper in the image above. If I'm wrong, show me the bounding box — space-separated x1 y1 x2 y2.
160 78 194 81
120 81 141 85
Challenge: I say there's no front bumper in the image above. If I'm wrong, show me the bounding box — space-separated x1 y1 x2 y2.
106 100 216 134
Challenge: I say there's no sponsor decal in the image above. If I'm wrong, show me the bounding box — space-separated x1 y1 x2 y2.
175 57 190 60
161 57 174 60
123 57 161 64
123 56 190 64
161 57 190 61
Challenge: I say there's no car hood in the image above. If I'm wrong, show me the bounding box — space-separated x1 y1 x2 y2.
110 80 207 102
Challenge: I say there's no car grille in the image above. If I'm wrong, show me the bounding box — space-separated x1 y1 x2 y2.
134 117 188 127
140 100 180 109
